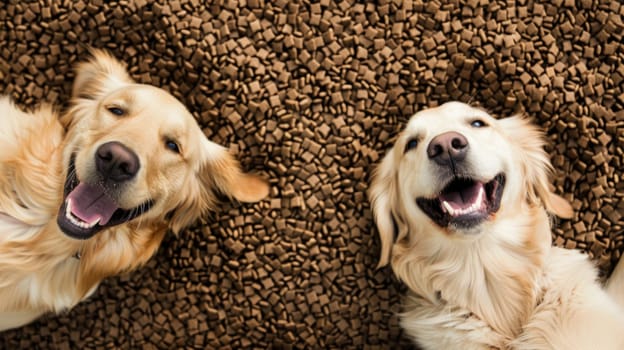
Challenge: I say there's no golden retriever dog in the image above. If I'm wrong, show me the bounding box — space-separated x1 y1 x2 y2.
0 50 268 331
369 101 624 349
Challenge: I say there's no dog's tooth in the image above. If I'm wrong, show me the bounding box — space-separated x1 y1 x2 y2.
87 218 100 228
442 201 455 215
477 186 484 205
66 199 72 218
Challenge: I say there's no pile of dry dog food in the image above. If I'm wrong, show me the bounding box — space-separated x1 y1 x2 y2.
1 0 622 348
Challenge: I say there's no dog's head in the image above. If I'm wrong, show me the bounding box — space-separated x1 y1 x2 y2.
57 50 269 239
369 102 572 266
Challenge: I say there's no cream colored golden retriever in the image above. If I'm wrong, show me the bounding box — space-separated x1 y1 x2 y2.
0 50 268 331
369 102 624 349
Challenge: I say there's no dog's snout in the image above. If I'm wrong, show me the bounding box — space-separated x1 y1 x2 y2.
96 141 140 182
427 131 468 165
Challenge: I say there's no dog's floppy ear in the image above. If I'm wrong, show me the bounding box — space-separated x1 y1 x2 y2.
72 49 134 100
369 146 404 268
499 116 573 219
169 137 269 233
62 49 134 129
198 138 270 203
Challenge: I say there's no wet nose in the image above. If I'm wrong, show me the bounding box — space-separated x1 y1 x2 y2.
95 141 140 182
426 131 469 166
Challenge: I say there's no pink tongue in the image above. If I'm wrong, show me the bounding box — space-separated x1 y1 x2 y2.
439 182 484 210
67 183 118 225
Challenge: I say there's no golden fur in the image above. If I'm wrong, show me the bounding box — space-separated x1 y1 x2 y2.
369 102 624 349
0 50 268 331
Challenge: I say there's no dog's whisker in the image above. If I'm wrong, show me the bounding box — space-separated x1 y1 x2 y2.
135 206 146 231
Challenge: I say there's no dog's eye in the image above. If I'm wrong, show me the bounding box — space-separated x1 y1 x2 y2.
471 119 487 128
404 138 419 153
165 139 180 153
107 106 125 116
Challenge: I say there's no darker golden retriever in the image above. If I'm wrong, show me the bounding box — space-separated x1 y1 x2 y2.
0 50 268 330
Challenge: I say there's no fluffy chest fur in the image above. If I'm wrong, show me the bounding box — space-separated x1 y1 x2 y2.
385 179 624 350
398 245 624 350
0 102 85 313
0 225 85 313
393 208 550 348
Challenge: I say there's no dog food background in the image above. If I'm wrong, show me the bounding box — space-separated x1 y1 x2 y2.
1 0 623 348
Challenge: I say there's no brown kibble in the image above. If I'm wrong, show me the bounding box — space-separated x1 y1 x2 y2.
1 0 622 348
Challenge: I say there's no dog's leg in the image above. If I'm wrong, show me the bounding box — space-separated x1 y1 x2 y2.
0 310 45 332
605 255 624 310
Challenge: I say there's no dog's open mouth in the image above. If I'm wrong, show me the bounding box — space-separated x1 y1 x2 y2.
416 174 505 230
57 156 153 239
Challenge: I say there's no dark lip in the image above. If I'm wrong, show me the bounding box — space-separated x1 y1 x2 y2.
415 173 505 230
57 155 154 239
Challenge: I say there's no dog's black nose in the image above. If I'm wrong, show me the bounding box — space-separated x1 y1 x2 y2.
427 131 469 165
95 142 140 182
